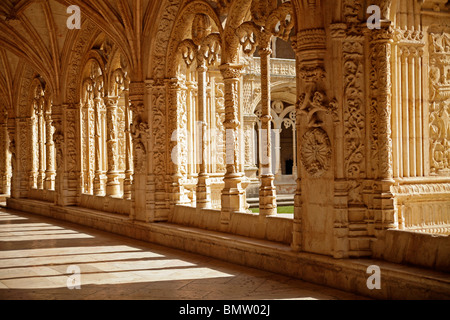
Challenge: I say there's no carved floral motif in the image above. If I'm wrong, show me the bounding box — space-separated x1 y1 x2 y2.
343 37 365 203
301 127 332 178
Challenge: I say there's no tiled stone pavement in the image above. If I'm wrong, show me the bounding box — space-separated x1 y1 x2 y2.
0 206 368 300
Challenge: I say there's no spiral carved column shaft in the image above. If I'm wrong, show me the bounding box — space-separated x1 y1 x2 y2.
258 45 277 216
105 96 121 197
219 64 246 223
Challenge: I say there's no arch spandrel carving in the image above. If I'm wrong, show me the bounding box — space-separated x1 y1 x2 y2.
166 1 224 78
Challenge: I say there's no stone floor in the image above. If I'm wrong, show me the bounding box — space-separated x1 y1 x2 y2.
0 206 368 300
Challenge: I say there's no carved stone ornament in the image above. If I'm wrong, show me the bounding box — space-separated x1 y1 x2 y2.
192 14 212 46
297 91 338 127
301 127 332 178
429 31 450 175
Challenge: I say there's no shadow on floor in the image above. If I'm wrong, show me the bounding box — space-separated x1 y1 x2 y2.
0 208 368 300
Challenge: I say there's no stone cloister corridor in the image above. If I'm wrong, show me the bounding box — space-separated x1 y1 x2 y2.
0 0 449 300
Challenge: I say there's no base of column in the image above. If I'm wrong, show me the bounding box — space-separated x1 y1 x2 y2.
221 174 246 224
37 173 45 190
106 184 121 197
375 179 397 232
259 175 277 216
44 172 55 190
123 171 133 200
196 174 211 209
292 192 302 251
93 175 105 197
106 172 121 197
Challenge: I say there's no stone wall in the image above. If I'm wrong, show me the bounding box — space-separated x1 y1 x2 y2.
373 229 450 272
170 205 293 245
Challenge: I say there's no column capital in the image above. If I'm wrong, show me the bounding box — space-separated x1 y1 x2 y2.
197 63 208 73
103 96 120 108
367 21 394 42
293 28 326 56
219 64 244 79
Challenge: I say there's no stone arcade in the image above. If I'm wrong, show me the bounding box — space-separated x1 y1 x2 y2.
0 0 449 299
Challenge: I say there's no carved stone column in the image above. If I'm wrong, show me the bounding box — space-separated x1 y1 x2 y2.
167 78 189 208
51 104 80 206
52 112 64 206
7 122 17 199
16 117 35 195
330 22 351 259
29 115 38 190
129 81 148 221
219 64 246 222
243 114 258 181
0 116 10 195
368 22 397 236
293 28 337 255
292 58 302 251
291 117 297 179
258 44 277 216
150 79 170 222
44 111 55 190
274 127 282 179
123 89 133 200
105 96 121 197
196 63 212 209
93 97 104 196
36 102 45 190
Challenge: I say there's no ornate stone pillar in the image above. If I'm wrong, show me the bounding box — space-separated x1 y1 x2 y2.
0 115 10 195
196 62 212 209
291 118 297 179
219 64 246 222
293 28 337 255
29 115 38 190
274 127 282 179
104 96 121 197
44 110 55 190
368 22 397 234
52 104 80 206
7 122 17 199
52 111 64 206
16 116 35 195
167 78 189 208
93 96 104 196
129 81 153 222
258 43 277 216
147 79 171 221
36 101 45 190
330 22 350 259
123 89 133 200
292 54 302 251
243 114 258 179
